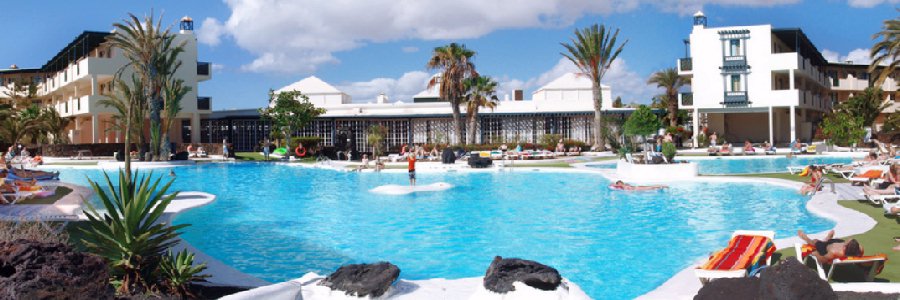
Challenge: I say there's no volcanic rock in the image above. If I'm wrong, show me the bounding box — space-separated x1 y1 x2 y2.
318 262 399 297
483 256 562 293
0 239 114 300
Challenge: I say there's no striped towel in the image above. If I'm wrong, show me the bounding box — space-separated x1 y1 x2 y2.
699 235 775 275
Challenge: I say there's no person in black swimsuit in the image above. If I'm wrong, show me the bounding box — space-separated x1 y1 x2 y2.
798 230 862 264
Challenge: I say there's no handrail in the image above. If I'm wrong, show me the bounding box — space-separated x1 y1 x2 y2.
813 177 835 195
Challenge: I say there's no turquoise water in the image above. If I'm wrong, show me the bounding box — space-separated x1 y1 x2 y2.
55 163 831 299
587 156 854 175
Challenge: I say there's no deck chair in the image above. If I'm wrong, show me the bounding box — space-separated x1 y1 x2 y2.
787 166 807 174
794 243 887 282
882 198 900 215
850 169 886 186
694 230 776 284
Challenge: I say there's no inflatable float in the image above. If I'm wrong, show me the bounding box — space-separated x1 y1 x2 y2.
7 170 60 181
273 147 287 156
370 182 453 195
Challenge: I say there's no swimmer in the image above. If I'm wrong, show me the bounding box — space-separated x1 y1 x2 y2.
169 170 176 177
608 180 668 191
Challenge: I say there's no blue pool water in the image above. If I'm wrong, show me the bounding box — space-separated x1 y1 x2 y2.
55 163 832 299
684 156 854 175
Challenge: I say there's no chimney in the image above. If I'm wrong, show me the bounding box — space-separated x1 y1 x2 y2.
376 92 388 104
514 90 523 101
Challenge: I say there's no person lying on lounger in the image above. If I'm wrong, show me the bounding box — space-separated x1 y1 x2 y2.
608 180 668 191
863 164 900 196
797 230 862 264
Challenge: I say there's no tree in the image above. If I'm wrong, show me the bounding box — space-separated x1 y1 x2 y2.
561 24 628 150
623 105 661 137
821 112 866 147
647 67 690 127
160 79 191 159
100 75 148 170
259 90 326 155
612 96 623 108
870 11 899 86
0 104 44 145
107 12 186 161
427 43 478 146
38 107 71 145
841 87 887 128
463 76 499 144
367 124 388 158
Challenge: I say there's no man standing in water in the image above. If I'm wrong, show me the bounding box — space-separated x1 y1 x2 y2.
408 153 416 186
263 139 270 161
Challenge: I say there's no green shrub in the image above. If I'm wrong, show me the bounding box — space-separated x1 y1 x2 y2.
540 134 562 151
80 170 187 295
624 105 661 137
158 249 209 298
661 142 677 162
697 133 708 148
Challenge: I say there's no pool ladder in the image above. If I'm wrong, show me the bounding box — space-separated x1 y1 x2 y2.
812 177 835 195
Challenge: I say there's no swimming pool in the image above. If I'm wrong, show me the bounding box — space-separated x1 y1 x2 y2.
589 156 855 175
56 164 831 299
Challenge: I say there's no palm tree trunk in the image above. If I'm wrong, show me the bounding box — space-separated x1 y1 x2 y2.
149 96 162 161
452 101 464 145
592 82 606 151
668 92 678 127
467 109 479 145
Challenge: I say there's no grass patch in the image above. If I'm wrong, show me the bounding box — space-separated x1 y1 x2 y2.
772 200 900 282
15 186 73 205
714 172 849 183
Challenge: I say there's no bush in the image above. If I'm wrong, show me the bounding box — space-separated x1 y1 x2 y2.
158 249 210 298
563 139 586 151
661 142 677 162
0 220 69 244
624 105 661 137
540 134 562 151
697 133 708 148
295 136 322 150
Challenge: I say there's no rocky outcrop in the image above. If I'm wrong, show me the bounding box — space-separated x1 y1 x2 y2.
0 239 114 300
695 259 837 300
318 262 400 297
483 256 562 293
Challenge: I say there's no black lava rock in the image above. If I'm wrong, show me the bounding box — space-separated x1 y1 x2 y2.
0 239 114 300
483 256 562 293
318 262 400 297
694 277 760 300
759 259 837 300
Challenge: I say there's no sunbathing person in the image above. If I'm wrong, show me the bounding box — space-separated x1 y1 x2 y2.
797 230 862 264
608 180 668 191
799 165 823 195
864 164 900 196
743 140 755 153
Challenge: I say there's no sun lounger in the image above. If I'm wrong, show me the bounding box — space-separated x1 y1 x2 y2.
850 169 886 186
694 230 776 284
794 243 887 282
882 198 900 214
787 166 807 174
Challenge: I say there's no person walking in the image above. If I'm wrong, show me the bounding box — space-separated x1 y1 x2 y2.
263 139 270 161
222 139 229 161
408 153 417 186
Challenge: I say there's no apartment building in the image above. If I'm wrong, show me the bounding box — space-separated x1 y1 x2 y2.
678 12 833 146
825 62 899 130
0 17 212 144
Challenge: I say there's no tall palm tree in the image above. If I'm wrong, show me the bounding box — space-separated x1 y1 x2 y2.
870 11 899 86
107 12 185 162
160 79 190 158
39 107 71 145
561 24 627 150
648 67 690 127
99 75 147 176
463 76 499 144
427 43 478 145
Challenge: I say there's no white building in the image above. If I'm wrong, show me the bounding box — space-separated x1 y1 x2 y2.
204 73 632 152
0 17 211 144
825 62 899 131
678 11 832 145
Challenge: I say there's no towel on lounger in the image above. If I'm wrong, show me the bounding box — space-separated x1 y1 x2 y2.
854 170 883 179
699 235 775 275
798 243 886 273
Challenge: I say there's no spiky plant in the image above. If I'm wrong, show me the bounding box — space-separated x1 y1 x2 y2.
158 249 209 298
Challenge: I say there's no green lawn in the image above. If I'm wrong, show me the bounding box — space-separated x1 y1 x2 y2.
772 200 899 282
719 172 850 183
16 186 73 205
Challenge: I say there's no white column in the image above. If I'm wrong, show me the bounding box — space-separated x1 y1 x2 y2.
90 75 97 96
789 69 795 90
768 106 774 144
191 113 201 144
115 130 121 143
789 105 796 143
91 113 99 143
692 108 700 148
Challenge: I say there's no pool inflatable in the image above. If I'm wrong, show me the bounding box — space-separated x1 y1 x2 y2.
370 182 453 195
273 147 287 155
7 170 59 181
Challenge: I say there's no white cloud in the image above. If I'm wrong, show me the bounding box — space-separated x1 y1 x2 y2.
496 58 659 104
202 0 804 74
822 48 876 65
336 71 432 103
846 0 900 8
401 46 419 53
211 63 225 71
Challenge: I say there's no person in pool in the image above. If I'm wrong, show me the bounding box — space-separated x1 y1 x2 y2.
797 230 862 264
798 165 823 195
608 180 667 191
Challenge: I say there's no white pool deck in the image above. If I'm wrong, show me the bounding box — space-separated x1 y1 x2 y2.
17 152 900 298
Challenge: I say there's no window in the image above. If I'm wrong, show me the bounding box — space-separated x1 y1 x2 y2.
729 39 741 56
731 75 742 91
827 70 838 87
860 72 869 80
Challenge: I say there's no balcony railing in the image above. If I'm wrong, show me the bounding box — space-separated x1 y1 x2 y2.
680 92 693 106
723 56 747 68
198 97 211 110
679 58 692 72
722 91 749 105
197 62 210 76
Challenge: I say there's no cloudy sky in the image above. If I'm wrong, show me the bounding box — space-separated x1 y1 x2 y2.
0 0 896 109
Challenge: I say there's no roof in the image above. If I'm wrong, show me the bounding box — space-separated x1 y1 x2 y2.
772 28 827 67
41 31 112 73
534 72 608 92
413 74 440 99
276 76 344 94
0 68 42 75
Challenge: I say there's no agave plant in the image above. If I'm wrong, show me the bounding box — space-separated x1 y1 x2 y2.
158 249 209 298
79 170 187 295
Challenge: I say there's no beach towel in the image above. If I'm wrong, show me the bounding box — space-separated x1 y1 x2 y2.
855 170 883 179
699 234 775 276
798 243 887 273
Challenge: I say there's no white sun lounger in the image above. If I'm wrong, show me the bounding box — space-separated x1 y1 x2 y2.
794 243 886 282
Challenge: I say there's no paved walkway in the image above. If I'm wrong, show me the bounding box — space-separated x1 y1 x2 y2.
831 183 865 201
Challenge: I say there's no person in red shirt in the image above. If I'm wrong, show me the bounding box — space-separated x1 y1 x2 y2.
408 154 416 186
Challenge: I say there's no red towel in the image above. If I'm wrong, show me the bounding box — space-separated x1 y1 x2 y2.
699 235 775 272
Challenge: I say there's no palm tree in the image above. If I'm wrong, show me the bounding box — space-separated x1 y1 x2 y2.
561 24 627 150
160 79 191 159
107 12 185 162
870 11 899 86
463 76 499 144
99 75 147 176
648 67 690 127
426 43 478 145
39 107 71 145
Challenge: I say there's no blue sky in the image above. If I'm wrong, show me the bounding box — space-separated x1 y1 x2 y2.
0 0 896 110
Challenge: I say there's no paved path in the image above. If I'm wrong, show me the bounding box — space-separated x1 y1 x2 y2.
831 183 865 201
